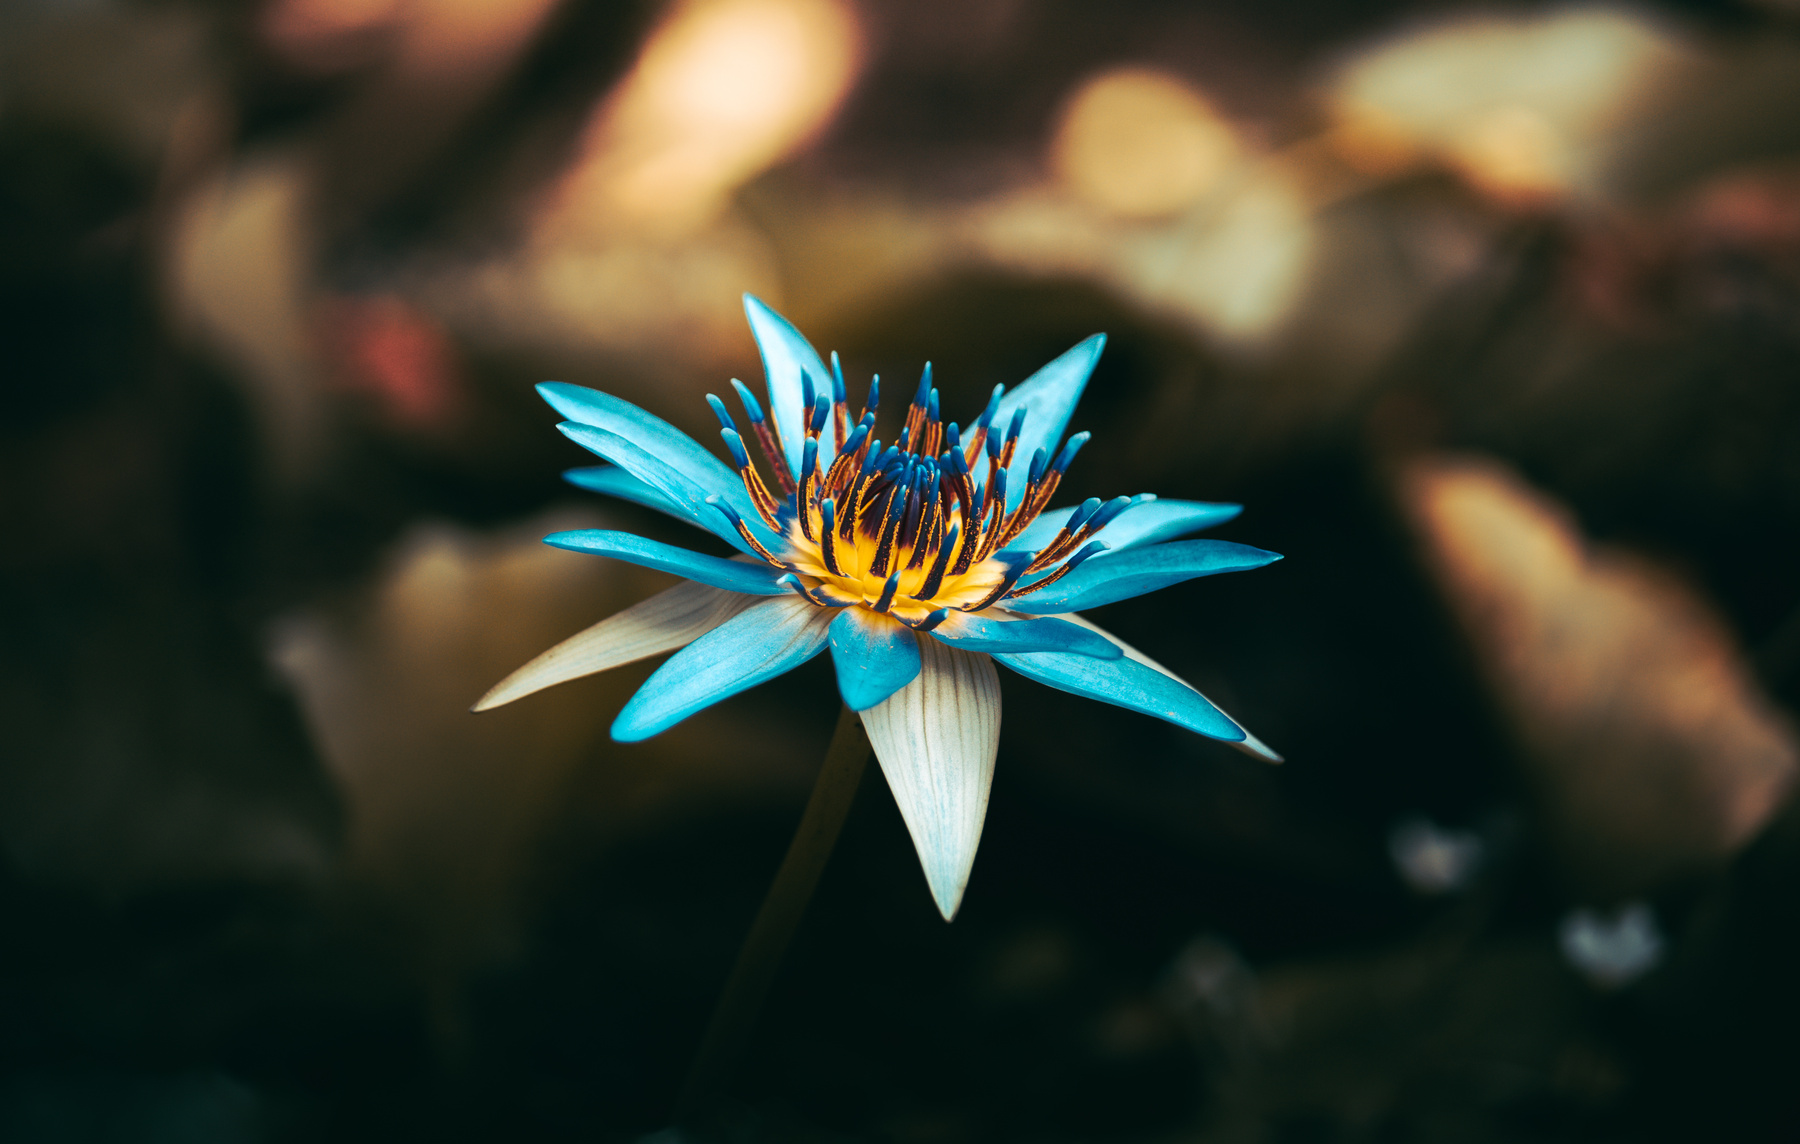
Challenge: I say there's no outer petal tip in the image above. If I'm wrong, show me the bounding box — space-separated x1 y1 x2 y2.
925 862 966 921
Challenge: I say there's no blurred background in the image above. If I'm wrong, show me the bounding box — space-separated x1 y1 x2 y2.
4 0 1800 1139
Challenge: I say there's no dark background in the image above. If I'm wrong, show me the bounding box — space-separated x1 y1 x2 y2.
4 0 1800 1139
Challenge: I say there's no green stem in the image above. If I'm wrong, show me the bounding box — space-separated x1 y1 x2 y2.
675 704 870 1126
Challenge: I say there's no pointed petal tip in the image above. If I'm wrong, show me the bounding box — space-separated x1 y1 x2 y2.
541 529 591 550
919 834 973 920
1234 732 1284 764
929 877 965 922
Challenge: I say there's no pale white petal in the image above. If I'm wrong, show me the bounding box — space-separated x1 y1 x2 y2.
472 581 757 712
860 638 1002 920
1058 612 1283 762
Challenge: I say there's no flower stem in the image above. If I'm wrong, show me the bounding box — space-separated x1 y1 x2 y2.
675 703 870 1126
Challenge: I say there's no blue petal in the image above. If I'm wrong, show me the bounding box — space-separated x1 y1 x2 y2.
1005 496 1242 554
828 608 923 711
993 650 1246 742
1087 498 1243 551
743 295 834 484
539 383 773 551
557 422 777 557
539 381 735 489
563 465 685 519
543 529 790 596
929 612 1122 658
977 334 1106 512
612 598 831 740
1012 539 1282 613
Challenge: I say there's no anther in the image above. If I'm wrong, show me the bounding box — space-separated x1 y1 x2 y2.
820 498 844 575
965 385 1004 466
917 522 960 600
997 408 1026 469
707 495 785 565
1008 541 1108 601
732 379 794 495
798 438 820 541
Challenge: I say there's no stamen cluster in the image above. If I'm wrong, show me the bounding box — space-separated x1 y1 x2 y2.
705 356 1127 627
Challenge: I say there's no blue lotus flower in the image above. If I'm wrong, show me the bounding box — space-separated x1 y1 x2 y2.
477 296 1282 918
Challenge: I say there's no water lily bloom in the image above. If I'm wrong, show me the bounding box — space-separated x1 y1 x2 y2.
477 296 1282 918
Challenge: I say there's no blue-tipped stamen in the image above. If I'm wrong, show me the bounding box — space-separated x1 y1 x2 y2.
801 437 819 483
830 351 850 447
778 571 855 608
820 498 844 575
693 347 1149 621
915 607 951 633
730 378 765 422
1009 540 1109 601
997 407 1027 470
797 437 821 541
871 568 902 613
1086 494 1133 533
1051 431 1091 474
869 468 916 575
964 550 1034 612
706 393 737 431
730 378 794 495
917 523 961 600
720 427 751 469
1069 496 1104 532
862 375 880 422
707 494 784 564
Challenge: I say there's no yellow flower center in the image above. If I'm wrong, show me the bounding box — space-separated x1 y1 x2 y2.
711 368 1109 629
